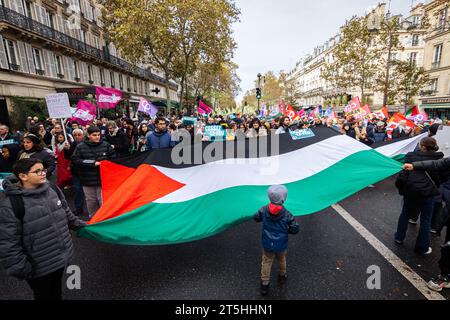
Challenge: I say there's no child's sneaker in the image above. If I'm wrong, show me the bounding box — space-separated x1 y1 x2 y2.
278 274 288 283
427 275 450 292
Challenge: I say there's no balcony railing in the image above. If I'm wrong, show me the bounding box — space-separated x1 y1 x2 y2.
0 6 178 90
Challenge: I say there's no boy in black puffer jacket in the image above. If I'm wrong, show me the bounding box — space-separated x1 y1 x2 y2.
254 185 299 296
71 126 115 218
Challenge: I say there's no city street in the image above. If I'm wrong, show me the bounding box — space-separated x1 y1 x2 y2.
1 176 448 300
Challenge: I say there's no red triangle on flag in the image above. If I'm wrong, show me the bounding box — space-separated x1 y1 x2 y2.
90 163 185 225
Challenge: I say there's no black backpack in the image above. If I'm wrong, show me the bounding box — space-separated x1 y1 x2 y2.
9 183 63 222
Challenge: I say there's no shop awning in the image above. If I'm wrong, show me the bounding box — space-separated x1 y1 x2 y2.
151 99 182 109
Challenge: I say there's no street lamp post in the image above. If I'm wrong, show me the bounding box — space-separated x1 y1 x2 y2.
257 73 262 114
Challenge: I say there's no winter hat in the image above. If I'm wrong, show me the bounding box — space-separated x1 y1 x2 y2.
268 185 288 205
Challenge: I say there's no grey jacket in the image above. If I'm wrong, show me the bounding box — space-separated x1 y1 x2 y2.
0 175 86 280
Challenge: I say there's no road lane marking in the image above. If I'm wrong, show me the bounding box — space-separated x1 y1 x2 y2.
332 203 446 300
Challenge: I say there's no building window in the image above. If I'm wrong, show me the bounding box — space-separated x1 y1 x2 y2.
411 34 419 47
55 55 64 78
3 39 19 70
438 8 448 31
32 48 44 74
127 77 131 91
110 71 115 88
409 52 418 65
133 78 137 92
431 78 438 93
73 60 80 80
88 65 93 83
25 1 32 18
81 30 86 43
119 74 123 89
411 15 421 26
432 44 443 69
48 13 55 30
99 68 104 85
91 5 95 21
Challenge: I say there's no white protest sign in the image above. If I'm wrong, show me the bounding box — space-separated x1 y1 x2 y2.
45 93 72 119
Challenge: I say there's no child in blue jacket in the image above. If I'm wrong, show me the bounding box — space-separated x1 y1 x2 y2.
254 185 299 295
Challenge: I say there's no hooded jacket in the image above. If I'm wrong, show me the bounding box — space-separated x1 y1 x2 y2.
254 205 299 252
0 176 86 280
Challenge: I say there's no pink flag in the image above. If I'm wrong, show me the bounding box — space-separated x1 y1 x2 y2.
198 100 212 115
70 100 96 126
95 87 123 109
297 109 305 117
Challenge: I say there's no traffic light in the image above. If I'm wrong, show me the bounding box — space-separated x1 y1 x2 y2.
256 88 261 100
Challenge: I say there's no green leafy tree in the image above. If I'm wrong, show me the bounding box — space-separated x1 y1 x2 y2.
101 0 240 112
391 61 431 106
322 17 382 102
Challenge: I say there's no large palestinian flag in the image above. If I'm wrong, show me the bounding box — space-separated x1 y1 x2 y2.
79 128 425 245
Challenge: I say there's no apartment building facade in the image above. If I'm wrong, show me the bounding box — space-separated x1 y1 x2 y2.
420 0 450 119
0 0 179 126
287 2 429 113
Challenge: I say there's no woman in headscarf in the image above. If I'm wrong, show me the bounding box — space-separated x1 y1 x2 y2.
17 133 56 178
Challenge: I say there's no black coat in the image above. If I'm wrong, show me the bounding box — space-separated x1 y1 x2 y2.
71 141 115 186
414 156 450 184
105 130 130 156
396 151 444 198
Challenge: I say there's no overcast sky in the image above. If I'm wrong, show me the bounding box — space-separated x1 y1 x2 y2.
233 0 420 103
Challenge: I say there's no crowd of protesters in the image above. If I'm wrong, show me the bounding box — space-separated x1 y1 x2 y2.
0 108 449 299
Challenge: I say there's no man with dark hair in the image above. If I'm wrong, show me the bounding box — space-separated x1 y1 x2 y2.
275 117 291 135
105 120 130 156
145 117 174 150
0 124 20 159
71 126 115 218
0 158 86 300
